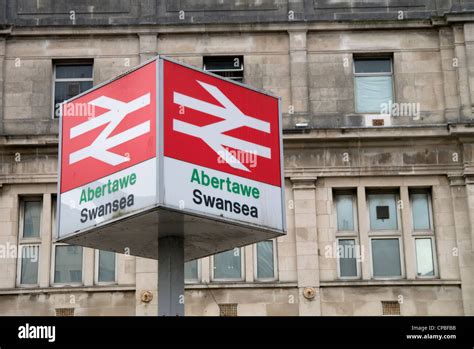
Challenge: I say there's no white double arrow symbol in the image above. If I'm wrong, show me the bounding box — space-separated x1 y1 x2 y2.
173 81 271 172
69 94 151 166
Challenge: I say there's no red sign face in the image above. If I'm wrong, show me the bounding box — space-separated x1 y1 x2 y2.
163 60 281 187
60 61 157 193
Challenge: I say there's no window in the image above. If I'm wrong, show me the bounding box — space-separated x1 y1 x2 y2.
96 250 116 284
18 197 42 287
212 248 244 281
51 196 84 286
371 238 402 278
53 245 83 285
204 56 244 82
410 189 437 278
354 57 393 113
255 240 277 281
20 198 42 238
335 192 357 232
53 61 93 118
18 245 39 286
334 191 360 279
337 239 359 278
368 193 399 231
367 190 403 279
411 191 432 231
185 260 200 284
415 238 435 277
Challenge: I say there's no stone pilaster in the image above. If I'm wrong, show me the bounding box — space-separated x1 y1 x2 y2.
0 37 4 134
463 23 474 116
439 27 461 121
288 30 309 123
135 256 158 316
139 34 157 63
453 25 472 119
291 176 320 315
448 174 474 315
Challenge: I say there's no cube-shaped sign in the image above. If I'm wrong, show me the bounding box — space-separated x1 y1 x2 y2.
58 57 285 260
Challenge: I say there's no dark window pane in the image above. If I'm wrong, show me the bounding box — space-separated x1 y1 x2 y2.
256 241 274 279
204 56 243 81
411 193 431 230
98 250 115 283
371 239 401 277
20 246 39 284
214 249 241 280
56 64 93 79
185 260 198 281
354 58 392 74
335 194 354 231
339 239 358 277
54 245 83 284
368 193 398 230
204 56 243 70
376 206 390 219
54 81 93 117
23 200 42 238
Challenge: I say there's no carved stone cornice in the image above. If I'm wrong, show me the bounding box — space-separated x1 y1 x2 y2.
289 176 317 190
448 173 466 186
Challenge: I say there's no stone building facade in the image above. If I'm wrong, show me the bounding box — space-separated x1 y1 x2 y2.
0 0 473 316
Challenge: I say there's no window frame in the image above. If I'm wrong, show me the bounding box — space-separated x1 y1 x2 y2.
408 188 438 279
94 249 118 285
336 237 361 280
253 239 278 282
366 190 402 236
409 189 434 236
16 244 40 287
369 236 405 280
203 55 244 82
211 248 245 282
333 189 359 236
19 196 43 241
413 236 438 279
353 55 395 114
184 259 201 284
18 196 42 288
50 243 84 287
52 60 94 119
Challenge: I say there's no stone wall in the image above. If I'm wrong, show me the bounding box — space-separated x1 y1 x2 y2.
0 0 473 317
0 1 464 26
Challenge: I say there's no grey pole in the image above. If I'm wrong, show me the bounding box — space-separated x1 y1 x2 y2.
158 236 185 316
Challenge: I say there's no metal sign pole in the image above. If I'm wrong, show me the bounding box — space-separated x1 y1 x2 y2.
158 236 185 316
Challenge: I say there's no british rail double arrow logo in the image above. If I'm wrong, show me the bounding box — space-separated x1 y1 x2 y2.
68 94 151 166
173 81 271 172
